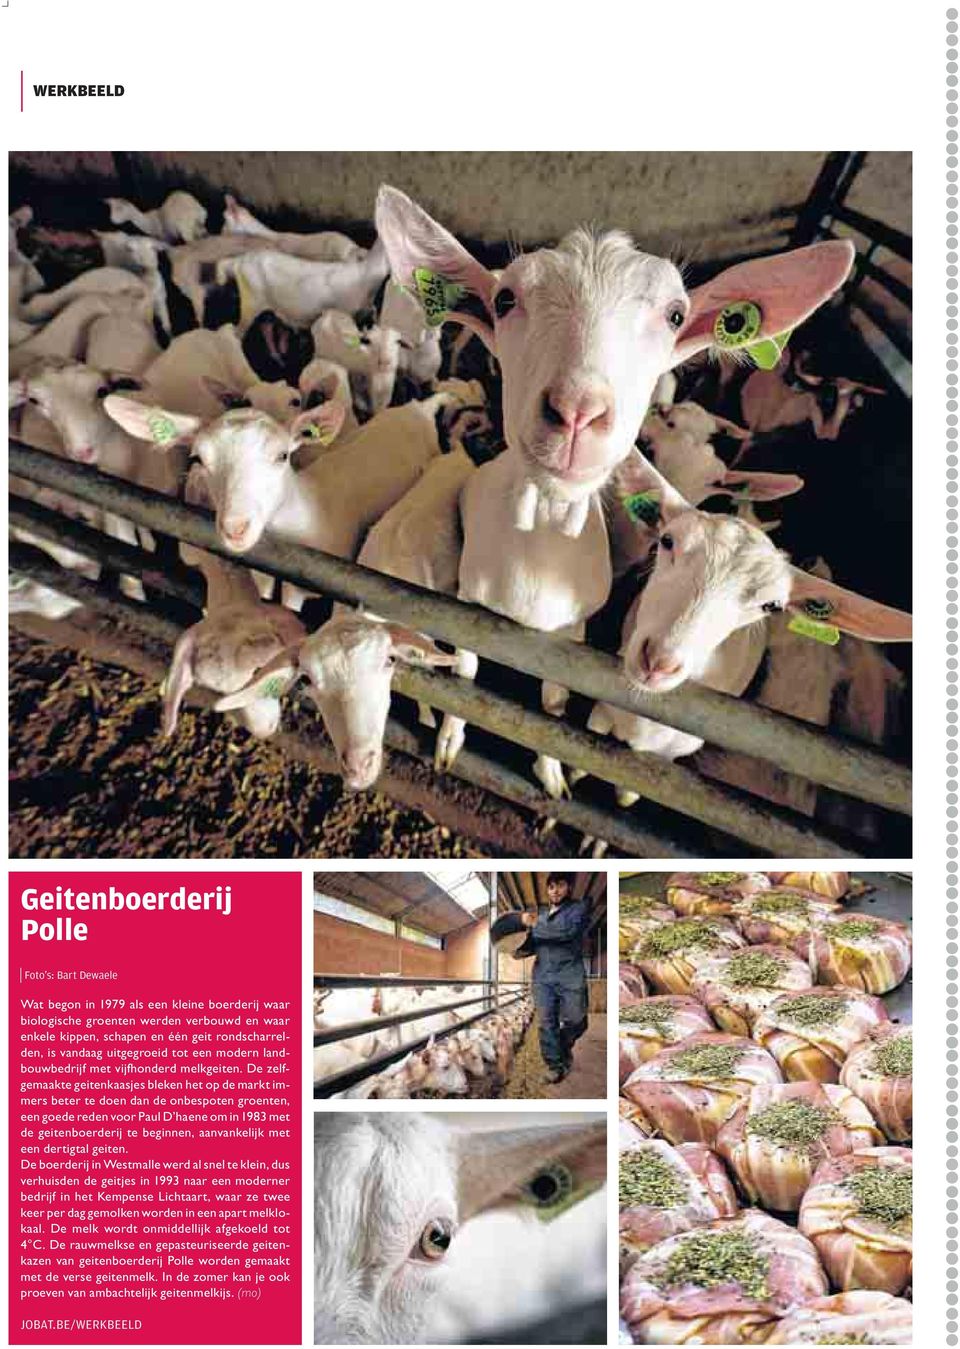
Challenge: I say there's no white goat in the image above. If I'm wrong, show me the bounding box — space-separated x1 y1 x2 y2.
311 309 401 417
576 502 912 821
222 193 365 261
10 291 155 377
216 238 389 331
105 189 208 243
637 401 802 508
162 553 306 740
104 381 484 609
214 441 482 789
374 185 856 797
313 1114 605 1344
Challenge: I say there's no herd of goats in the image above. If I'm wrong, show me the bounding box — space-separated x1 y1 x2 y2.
9 184 912 838
313 980 534 1097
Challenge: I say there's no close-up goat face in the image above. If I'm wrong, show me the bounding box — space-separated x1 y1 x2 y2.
375 184 855 505
11 360 140 464
491 233 687 495
624 512 792 691
314 1114 606 1345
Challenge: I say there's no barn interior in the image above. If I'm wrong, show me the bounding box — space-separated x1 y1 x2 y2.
9 151 912 859
312 869 607 1099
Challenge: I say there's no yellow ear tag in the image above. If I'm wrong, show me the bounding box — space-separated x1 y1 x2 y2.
414 267 465 327
302 422 337 446
235 267 256 327
788 598 841 645
148 412 180 445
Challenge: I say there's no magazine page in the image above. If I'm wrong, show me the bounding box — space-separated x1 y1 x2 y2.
0 3 939 1346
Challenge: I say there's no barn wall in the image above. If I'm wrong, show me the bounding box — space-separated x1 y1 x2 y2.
9 150 911 261
313 911 445 978
443 917 488 980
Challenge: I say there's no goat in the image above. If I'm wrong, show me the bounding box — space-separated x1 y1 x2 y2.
374 185 856 795
311 308 401 417
739 348 886 440
222 193 365 260
313 1113 605 1344
105 189 208 243
162 553 306 740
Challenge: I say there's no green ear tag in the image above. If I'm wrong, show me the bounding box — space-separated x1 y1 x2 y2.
788 614 841 645
414 267 465 327
343 334 362 349
713 301 763 349
148 412 179 445
747 328 794 371
622 491 661 526
260 674 290 698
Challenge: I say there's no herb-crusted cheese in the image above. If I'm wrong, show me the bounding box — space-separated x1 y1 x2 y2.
667 1043 745 1079
619 1151 689 1209
828 918 881 943
722 951 787 989
843 1165 912 1230
869 1033 912 1078
777 992 849 1030
620 1003 676 1035
639 921 725 960
745 1099 837 1151
653 1229 770 1300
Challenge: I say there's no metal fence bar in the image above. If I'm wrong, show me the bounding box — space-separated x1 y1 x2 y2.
9 585 702 858
394 666 862 858
830 203 913 261
314 974 525 987
313 991 510 1045
313 991 525 1098
9 441 911 817
10 494 204 608
9 540 862 857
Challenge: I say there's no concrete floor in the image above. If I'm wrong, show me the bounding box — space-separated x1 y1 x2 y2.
546 1013 607 1101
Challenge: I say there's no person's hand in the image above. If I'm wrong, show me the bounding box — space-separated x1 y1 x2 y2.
520 911 537 928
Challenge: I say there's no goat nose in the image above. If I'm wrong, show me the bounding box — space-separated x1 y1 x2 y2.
641 638 683 680
542 385 613 434
223 517 251 542
341 748 379 787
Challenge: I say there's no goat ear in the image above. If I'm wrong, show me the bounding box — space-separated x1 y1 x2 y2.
290 401 345 448
9 379 30 410
717 469 804 502
213 646 302 711
103 394 201 448
385 624 458 667
670 240 855 368
456 1121 606 1222
375 185 496 351
788 568 912 642
161 629 196 737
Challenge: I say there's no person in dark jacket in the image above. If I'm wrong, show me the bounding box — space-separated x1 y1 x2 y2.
519 873 591 1083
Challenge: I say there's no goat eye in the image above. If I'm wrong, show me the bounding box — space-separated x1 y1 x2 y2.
667 303 685 329
660 533 675 552
275 450 290 464
666 420 675 429
493 288 517 319
417 1219 453 1260
762 600 783 614
96 384 110 399
521 1163 574 1211
290 396 301 408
